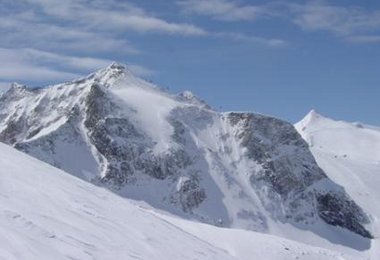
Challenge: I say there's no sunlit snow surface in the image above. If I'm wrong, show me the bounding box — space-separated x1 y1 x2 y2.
0 142 365 260
295 110 380 259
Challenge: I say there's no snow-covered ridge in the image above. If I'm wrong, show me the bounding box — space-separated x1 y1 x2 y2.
296 110 380 161
0 64 373 248
295 111 380 257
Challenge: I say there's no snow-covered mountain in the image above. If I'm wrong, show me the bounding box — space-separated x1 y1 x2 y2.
295 110 380 258
0 63 373 246
3 141 361 260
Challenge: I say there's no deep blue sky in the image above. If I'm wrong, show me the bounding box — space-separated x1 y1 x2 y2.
0 0 379 125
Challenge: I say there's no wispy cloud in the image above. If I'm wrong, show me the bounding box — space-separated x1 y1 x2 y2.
214 32 286 47
8 1 379 86
178 0 380 45
0 18 139 54
176 0 286 46
0 0 207 56
0 48 153 83
0 48 81 82
282 2 380 44
126 65 155 77
289 2 380 35
23 0 206 36
0 0 203 83
178 0 271 21
346 35 380 44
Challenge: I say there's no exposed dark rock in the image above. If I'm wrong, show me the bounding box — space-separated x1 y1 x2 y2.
317 193 373 238
226 112 371 237
174 177 207 212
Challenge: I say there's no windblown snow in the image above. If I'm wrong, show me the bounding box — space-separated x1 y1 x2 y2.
110 81 180 153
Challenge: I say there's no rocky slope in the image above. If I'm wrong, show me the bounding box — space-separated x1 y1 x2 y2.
0 63 373 241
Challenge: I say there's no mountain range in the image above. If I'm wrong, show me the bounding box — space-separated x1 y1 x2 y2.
0 63 379 259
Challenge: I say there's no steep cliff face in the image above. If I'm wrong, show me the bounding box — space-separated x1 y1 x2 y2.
225 112 371 238
0 63 372 239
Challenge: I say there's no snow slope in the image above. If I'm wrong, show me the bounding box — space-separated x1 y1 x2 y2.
0 143 235 260
0 141 361 260
295 110 380 258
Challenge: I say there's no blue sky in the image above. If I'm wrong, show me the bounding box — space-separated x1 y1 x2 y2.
0 0 379 125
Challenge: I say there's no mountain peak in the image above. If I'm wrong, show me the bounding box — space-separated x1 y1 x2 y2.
1 82 29 96
85 62 139 88
306 109 322 119
295 109 330 133
9 82 27 91
179 90 195 100
95 62 131 77
107 61 128 72
299 109 327 125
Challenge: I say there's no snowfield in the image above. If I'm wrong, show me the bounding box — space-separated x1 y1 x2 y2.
296 110 380 259
0 142 369 260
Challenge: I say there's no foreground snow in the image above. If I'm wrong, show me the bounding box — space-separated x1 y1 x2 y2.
0 142 367 259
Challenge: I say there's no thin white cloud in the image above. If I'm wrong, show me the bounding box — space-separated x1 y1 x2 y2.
214 32 286 47
0 0 207 83
178 0 269 21
0 0 207 60
25 0 206 36
178 0 380 36
0 51 80 82
106 15 206 35
127 64 155 77
22 49 155 77
22 49 113 72
289 2 380 36
0 48 153 83
177 0 286 46
178 0 380 45
0 13 139 54
345 35 380 44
